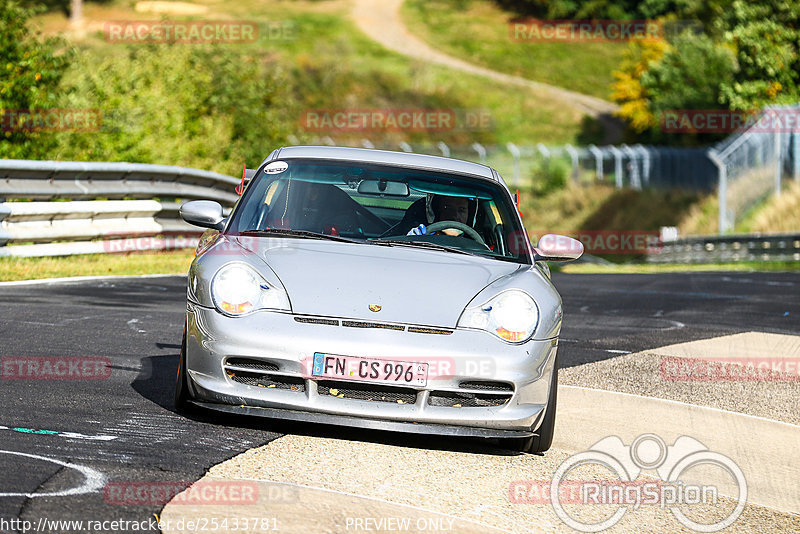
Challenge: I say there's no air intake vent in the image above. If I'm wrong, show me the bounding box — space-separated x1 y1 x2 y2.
294 317 339 326
429 390 511 408
225 358 279 372
341 321 404 331
459 381 513 392
408 327 453 335
229 371 305 392
317 380 417 404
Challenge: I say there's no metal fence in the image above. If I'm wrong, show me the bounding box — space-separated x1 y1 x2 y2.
302 138 720 192
708 105 800 234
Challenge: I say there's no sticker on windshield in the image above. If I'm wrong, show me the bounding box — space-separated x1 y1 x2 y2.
264 161 288 174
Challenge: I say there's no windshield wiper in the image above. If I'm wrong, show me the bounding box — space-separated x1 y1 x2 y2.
371 239 478 257
240 229 359 243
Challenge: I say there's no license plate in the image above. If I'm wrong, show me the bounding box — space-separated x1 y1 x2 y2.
311 352 428 386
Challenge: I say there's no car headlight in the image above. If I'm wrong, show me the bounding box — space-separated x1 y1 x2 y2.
211 263 290 316
458 290 539 343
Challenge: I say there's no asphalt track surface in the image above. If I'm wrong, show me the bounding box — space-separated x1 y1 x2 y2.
0 271 798 533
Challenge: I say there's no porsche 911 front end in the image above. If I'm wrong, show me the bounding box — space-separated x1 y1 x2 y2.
176 146 582 453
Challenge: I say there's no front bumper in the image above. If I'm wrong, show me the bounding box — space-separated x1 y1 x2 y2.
185 303 559 437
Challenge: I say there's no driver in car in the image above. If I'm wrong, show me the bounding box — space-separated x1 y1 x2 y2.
407 195 471 236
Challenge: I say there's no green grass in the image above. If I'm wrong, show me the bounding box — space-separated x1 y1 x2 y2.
0 250 195 282
519 182 703 234
558 261 800 274
402 0 627 100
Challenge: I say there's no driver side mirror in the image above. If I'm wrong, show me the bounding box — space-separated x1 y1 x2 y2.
181 200 226 231
534 234 583 262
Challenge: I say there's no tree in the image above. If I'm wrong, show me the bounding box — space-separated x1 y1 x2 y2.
0 1 71 158
611 38 669 133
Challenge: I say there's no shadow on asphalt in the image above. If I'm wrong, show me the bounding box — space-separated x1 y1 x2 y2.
131 353 533 459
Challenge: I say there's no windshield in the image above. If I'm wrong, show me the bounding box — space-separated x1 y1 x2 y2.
227 158 531 264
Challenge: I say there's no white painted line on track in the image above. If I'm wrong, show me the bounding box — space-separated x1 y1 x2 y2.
0 450 106 497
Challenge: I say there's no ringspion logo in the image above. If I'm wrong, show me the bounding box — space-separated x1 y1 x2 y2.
512 434 747 532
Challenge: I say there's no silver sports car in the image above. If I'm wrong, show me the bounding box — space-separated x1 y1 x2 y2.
177 146 582 453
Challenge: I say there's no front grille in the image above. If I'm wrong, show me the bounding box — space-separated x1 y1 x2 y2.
342 321 405 332
408 327 453 335
292 315 453 335
428 390 511 408
294 317 339 326
459 380 514 392
317 380 417 404
228 371 305 392
225 358 279 372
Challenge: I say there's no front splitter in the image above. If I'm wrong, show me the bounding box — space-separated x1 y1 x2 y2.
191 401 535 439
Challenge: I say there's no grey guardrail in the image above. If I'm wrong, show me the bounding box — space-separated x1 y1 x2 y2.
0 159 239 257
0 159 240 204
649 233 800 264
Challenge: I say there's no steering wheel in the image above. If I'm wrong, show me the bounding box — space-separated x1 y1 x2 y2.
425 221 486 246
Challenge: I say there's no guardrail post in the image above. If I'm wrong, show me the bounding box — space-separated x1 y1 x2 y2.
361 139 375 149
399 141 413 153
471 142 486 164
437 142 450 158
588 145 603 181
536 143 550 162
321 136 336 146
708 150 729 235
0 203 9 247
609 146 623 188
774 130 782 196
507 142 521 187
634 144 651 187
565 144 579 184
621 145 641 190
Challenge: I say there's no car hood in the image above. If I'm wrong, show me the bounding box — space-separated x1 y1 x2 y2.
237 237 522 328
